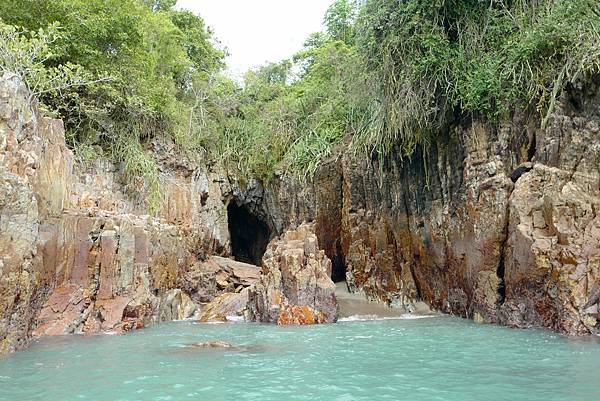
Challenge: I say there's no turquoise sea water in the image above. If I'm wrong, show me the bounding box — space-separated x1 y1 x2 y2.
0 316 599 401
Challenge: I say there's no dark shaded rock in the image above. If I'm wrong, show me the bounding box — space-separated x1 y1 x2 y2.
510 162 534 182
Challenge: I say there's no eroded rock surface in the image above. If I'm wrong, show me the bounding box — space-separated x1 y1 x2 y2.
198 289 250 323
246 223 338 325
0 74 231 353
2 69 599 356
306 78 600 335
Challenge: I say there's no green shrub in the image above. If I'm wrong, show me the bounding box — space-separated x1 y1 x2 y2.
0 0 224 212
354 0 600 158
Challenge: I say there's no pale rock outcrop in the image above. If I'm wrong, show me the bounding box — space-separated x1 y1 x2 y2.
158 289 197 322
179 256 261 304
193 256 261 322
500 84 600 334
247 223 338 325
199 289 250 322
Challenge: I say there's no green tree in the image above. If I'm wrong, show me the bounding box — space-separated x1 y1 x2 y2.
324 0 358 45
0 0 225 212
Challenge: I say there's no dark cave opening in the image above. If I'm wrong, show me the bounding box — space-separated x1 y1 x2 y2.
227 202 271 266
330 249 347 283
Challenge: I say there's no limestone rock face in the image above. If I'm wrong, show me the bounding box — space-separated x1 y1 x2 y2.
247 223 338 325
30 211 202 336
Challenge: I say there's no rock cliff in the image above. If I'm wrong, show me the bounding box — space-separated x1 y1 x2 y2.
246 223 338 325
0 74 232 353
1 72 599 355
304 78 599 335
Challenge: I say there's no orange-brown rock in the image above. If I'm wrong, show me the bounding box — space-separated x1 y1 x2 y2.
308 78 600 335
0 74 230 353
247 223 338 325
277 304 326 325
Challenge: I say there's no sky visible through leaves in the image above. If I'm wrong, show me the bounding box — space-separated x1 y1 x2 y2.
177 0 333 78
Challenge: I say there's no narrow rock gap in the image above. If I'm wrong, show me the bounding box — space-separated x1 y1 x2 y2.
496 188 514 306
227 201 271 266
315 160 347 283
500 151 538 305
401 188 422 300
527 131 537 162
496 246 507 304
330 247 347 283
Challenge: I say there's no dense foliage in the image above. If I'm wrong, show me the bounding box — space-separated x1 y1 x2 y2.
213 1 360 180
1 0 599 194
355 0 600 157
0 0 224 210
216 0 600 179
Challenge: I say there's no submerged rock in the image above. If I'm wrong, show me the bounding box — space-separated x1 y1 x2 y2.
182 341 274 354
192 341 233 349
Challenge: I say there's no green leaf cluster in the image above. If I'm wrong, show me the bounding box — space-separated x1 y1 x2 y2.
0 0 224 212
354 0 600 157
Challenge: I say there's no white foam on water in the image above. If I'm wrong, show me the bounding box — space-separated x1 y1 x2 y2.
226 315 245 323
338 314 436 322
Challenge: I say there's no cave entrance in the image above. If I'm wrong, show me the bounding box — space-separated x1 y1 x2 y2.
227 202 271 266
330 248 347 283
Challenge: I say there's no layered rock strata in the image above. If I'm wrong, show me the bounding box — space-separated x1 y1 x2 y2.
2 70 599 355
306 79 600 335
